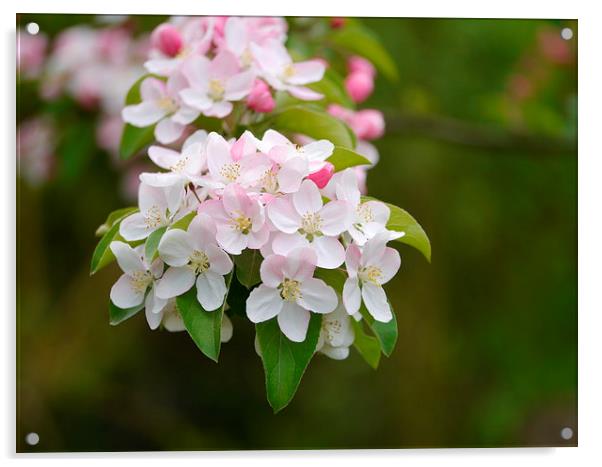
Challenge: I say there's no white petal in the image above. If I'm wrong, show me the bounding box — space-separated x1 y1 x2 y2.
179 88 212 110
110 241 145 275
148 146 182 170
162 305 186 332
196 271 227 311
292 179 322 215
158 229 193 267
224 70 255 101
271 232 309 257
335 169 361 206
312 236 346 269
320 345 350 360
146 287 168 315
221 314 233 343
204 100 233 118
187 213 217 250
139 172 184 188
343 277 361 316
267 197 301 233
216 227 248 255
287 85 323 101
119 212 154 241
319 201 352 236
145 305 163 330
288 60 326 85
155 118 185 145
260 254 286 287
298 278 337 314
378 247 401 285
206 244 233 275
155 266 196 299
283 247 317 281
122 101 165 127
361 283 392 323
171 106 200 125
344 243 361 277
206 132 233 178
246 285 283 323
110 274 145 309
277 302 311 342
302 139 334 163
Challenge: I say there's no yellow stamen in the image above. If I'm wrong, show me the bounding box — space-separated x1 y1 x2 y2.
280 278 301 302
219 162 241 182
359 265 383 285
208 78 225 101
129 270 153 293
189 250 210 274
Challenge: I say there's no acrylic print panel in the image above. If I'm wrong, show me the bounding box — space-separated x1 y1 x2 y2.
16 14 577 452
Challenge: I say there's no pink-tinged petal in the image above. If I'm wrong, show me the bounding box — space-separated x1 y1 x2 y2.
259 129 290 153
224 70 255 100
260 254 286 287
110 241 145 275
197 199 230 225
204 100 233 118
224 17 247 55
361 283 392 322
348 225 368 246
139 172 184 188
271 232 309 257
378 247 401 285
110 274 145 309
362 232 389 266
277 302 310 342
319 200 353 236
171 106 200 125
288 60 326 85
155 266 196 299
206 244 233 275
138 182 168 213
183 129 209 150
221 313 233 343
140 77 167 101
335 169 361 206
298 278 337 314
216 226 248 255
179 88 212 110
222 183 253 217
157 229 192 267
293 179 323 215
267 197 301 233
155 118 185 144
238 153 272 186
210 50 241 80
165 183 185 215
345 244 361 277
145 304 163 330
146 288 167 315
182 55 211 88
312 235 346 269
247 223 270 249
287 85 324 101
187 213 217 250
206 132 233 176
148 146 181 170
278 157 308 194
246 284 283 323
283 247 317 281
122 101 165 127
196 271 227 311
119 212 154 241
343 277 361 316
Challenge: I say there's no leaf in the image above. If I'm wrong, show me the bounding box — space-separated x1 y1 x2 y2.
351 319 381 369
256 314 322 413
90 222 123 275
169 211 196 231
95 207 138 236
232 249 262 288
327 146 371 172
269 105 356 149
176 276 232 362
329 25 399 81
314 267 346 294
145 226 167 262
124 74 149 106
362 196 431 262
120 123 155 160
306 69 354 108
361 306 398 357
109 300 144 326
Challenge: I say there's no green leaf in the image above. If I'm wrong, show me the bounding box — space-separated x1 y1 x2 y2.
314 267 346 294
306 70 354 108
176 276 231 362
90 222 122 275
361 306 398 357
256 314 322 413
329 25 399 81
169 211 196 231
109 300 144 326
145 226 167 262
95 207 138 236
232 249 262 289
327 146 371 172
362 197 431 262
269 105 356 149
351 319 381 369
120 123 155 160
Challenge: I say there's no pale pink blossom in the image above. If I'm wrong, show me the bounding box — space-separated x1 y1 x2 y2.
316 303 355 359
246 248 337 342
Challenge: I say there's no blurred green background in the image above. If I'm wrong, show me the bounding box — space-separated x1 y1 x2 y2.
17 15 577 451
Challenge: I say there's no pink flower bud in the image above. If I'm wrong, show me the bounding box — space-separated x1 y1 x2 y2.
308 162 335 189
330 17 346 29
247 79 276 113
344 71 374 103
327 104 354 121
151 24 183 57
351 109 385 140
347 56 376 78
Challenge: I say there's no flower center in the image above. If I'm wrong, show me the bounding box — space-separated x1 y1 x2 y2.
189 249 210 274
300 212 323 236
323 317 343 344
260 168 278 193
169 157 187 173
231 213 252 234
359 265 383 285
241 48 254 68
282 63 295 81
157 96 178 113
208 78 225 101
219 162 241 182
279 278 301 302
357 203 374 223
144 205 164 229
129 270 153 293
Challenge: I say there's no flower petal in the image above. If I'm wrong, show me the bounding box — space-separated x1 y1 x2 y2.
155 118 185 145
288 60 325 85
283 247 316 281
224 70 255 101
110 241 145 275
122 101 165 127
343 277 361 316
216 226 248 255
158 229 193 267
221 313 233 343
206 244 233 275
196 270 227 311
312 235 346 269
260 254 286 287
267 197 301 233
378 247 401 285
277 302 311 342
292 179 322 215
361 282 392 322
110 274 145 309
147 145 182 169
246 284 283 323
298 278 337 314
319 200 352 236
119 212 154 241
145 305 163 330
155 266 196 299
